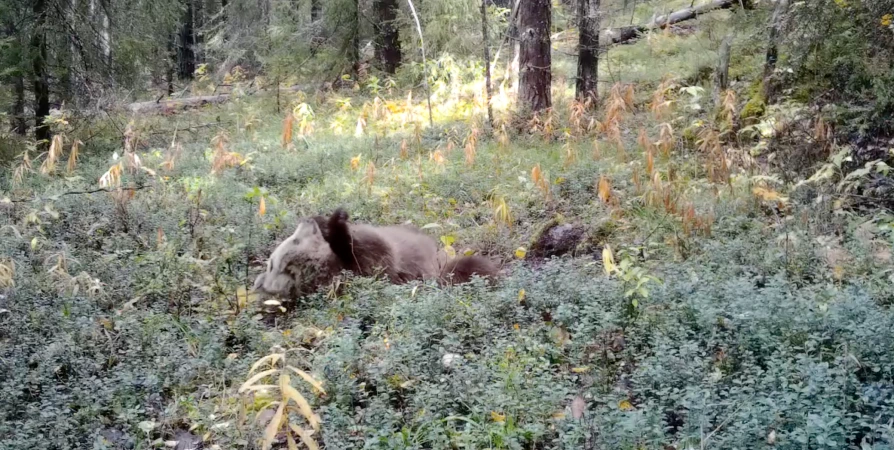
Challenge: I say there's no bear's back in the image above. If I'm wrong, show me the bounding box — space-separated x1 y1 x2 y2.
376 225 440 281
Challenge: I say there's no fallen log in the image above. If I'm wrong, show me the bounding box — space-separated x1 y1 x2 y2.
124 84 313 115
602 0 738 45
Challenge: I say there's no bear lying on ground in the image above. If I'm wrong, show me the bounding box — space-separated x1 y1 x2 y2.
252 208 499 300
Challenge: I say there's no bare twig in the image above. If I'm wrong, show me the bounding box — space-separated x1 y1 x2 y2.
8 184 152 204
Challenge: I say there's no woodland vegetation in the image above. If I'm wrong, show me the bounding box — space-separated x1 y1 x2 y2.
2 0 894 449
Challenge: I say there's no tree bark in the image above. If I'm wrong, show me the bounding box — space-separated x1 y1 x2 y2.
177 0 196 80
762 0 789 103
481 0 494 128
373 0 401 74
311 0 321 22
194 0 205 63
518 0 551 113
351 0 361 75
575 0 600 105
11 72 27 136
713 33 732 107
31 0 51 145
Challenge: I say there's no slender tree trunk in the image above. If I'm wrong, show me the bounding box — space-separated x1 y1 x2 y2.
178 0 197 80
3 19 27 135
11 73 27 135
518 0 551 113
762 0 788 103
480 0 494 128
373 0 401 74
351 0 360 75
575 0 600 105
194 0 205 63
167 36 176 95
311 0 321 22
713 33 732 107
31 0 51 145
99 0 111 63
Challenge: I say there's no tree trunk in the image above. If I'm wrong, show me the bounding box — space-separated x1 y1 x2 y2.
31 0 51 145
167 36 176 95
603 0 737 46
481 0 494 128
575 0 600 105
518 0 551 113
713 33 732 107
11 73 27 135
178 0 196 80
311 0 321 22
351 0 360 75
762 0 789 103
194 0 205 63
98 0 111 63
373 0 401 74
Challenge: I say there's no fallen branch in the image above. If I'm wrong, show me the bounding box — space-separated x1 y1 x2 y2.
5 184 153 204
123 84 312 115
602 0 739 45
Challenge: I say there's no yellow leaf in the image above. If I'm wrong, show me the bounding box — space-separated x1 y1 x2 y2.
571 366 590 373
444 245 456 258
552 411 567 420
261 401 285 450
289 425 320 450
513 323 520 330
249 354 283 375
241 384 278 393
238 368 278 393
515 247 527 259
463 249 475 256
30 237 38 250
281 374 321 431
598 176 612 203
619 399 635 411
490 411 506 423
258 197 266 217
350 154 362 171
287 432 299 450
602 246 616 275
517 289 526 302
286 366 327 394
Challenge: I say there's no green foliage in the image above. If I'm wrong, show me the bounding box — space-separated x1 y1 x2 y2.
783 0 894 135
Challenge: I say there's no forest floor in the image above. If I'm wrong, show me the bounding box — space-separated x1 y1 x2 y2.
3 9 894 450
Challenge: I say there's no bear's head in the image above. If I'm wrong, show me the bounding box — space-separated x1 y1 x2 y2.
252 217 339 300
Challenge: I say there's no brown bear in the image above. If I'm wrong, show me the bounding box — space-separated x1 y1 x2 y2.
252 208 499 300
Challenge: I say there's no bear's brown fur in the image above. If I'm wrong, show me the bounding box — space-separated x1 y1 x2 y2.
252 208 499 300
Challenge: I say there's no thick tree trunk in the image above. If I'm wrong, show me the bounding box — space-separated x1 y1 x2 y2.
762 0 789 102
575 0 600 105
602 0 737 45
177 0 196 80
518 0 551 113
481 0 494 128
373 0 401 74
31 0 51 145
